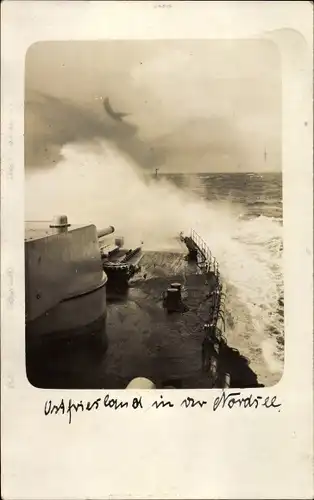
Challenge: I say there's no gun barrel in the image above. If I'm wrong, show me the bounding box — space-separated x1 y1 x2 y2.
97 225 115 238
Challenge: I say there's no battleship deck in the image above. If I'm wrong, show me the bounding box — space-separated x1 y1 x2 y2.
104 252 214 389
27 250 262 389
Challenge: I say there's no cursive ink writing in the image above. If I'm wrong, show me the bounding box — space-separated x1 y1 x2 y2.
103 394 129 410
152 395 174 408
132 397 143 409
43 391 282 424
213 391 281 411
262 395 281 410
181 397 207 408
45 395 129 424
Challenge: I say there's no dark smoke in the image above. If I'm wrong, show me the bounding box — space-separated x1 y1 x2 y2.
25 89 248 173
25 89 166 170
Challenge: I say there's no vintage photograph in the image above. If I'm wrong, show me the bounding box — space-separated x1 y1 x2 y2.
24 39 284 390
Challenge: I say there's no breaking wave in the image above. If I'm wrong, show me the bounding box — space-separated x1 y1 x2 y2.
25 138 284 379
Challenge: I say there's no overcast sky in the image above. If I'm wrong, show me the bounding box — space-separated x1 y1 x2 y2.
25 39 281 172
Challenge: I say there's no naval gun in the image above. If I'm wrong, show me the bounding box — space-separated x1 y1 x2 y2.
97 225 115 239
97 224 143 290
25 215 143 385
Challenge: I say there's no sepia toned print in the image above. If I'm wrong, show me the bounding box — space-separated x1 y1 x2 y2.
24 40 284 390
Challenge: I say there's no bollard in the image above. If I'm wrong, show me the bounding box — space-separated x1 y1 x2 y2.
164 287 182 313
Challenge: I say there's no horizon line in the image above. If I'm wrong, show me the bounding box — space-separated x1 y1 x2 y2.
146 170 282 175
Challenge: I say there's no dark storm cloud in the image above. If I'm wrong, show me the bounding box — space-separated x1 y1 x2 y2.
25 89 165 169
25 39 281 172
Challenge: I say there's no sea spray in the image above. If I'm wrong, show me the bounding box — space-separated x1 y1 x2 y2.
25 138 284 378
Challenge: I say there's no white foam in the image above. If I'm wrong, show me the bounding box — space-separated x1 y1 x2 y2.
26 138 284 373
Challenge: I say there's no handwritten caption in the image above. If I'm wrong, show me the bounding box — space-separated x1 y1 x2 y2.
44 392 281 424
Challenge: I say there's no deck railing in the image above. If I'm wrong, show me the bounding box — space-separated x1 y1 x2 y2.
189 228 230 385
190 229 220 277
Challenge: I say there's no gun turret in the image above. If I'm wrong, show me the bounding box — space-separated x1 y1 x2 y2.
97 225 115 239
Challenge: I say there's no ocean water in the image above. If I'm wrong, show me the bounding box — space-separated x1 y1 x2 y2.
161 171 284 381
26 140 284 384
162 172 283 223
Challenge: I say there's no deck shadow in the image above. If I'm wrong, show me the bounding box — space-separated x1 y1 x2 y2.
203 336 264 388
